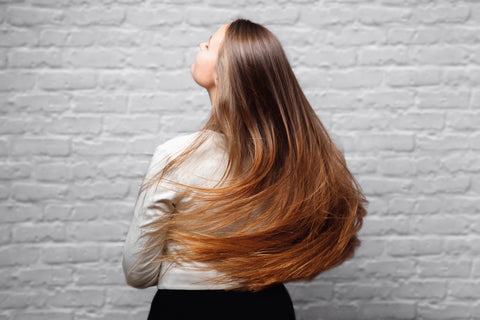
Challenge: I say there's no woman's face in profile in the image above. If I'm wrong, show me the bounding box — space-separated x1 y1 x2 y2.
190 23 228 90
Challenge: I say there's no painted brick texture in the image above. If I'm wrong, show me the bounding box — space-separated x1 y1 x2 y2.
1 1 479 319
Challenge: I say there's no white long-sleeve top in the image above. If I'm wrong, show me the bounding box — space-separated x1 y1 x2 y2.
122 129 239 290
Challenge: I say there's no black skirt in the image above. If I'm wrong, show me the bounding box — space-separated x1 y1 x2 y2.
147 283 296 320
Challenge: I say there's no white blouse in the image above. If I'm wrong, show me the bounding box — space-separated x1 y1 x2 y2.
122 129 239 290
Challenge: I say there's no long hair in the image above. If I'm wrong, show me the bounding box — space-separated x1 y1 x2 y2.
138 18 367 291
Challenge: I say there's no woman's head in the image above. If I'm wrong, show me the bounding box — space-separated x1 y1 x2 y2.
190 23 229 97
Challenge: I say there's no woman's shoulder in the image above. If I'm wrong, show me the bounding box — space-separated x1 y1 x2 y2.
156 129 224 154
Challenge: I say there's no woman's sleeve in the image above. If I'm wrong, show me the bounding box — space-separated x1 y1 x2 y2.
122 143 178 289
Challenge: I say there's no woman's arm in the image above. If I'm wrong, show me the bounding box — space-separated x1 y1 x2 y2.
122 144 177 289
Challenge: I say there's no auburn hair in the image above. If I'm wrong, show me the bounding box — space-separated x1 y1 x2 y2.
138 18 367 291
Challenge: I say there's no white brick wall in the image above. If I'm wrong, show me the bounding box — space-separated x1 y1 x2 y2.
0 1 479 319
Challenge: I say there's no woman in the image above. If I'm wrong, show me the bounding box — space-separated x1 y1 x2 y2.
123 19 367 320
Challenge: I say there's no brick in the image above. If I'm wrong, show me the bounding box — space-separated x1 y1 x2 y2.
300 7 355 27
358 47 408 65
69 181 130 200
417 135 470 151
7 7 63 26
355 239 384 258
38 29 69 47
0 204 39 223
298 303 358 320
473 259 480 277
0 30 37 47
76 266 124 285
250 6 299 25
92 30 147 47
41 245 101 264
0 72 35 91
418 259 471 278
106 287 155 307
0 292 31 309
446 112 480 130
393 280 446 299
66 221 128 242
362 90 415 109
13 311 73 320
48 116 102 135
128 93 178 113
67 30 96 47
287 282 334 302
103 115 159 135
0 140 7 157
0 51 6 68
127 49 180 69
320 260 361 280
450 281 480 299
418 303 472 320
413 216 469 235
0 118 28 134
0 245 39 266
72 139 127 156
64 8 125 26
13 93 70 113
392 112 445 130
329 27 384 46
101 242 125 263
349 133 415 152
0 163 31 179
8 49 62 68
411 46 469 65
387 198 415 215
16 267 73 286
295 68 329 89
359 302 415 319
442 27 480 44
303 48 356 68
70 161 99 180
48 289 104 308
65 49 124 68
363 260 416 278
98 71 158 91
71 94 128 113
99 202 135 220
11 183 68 202
186 7 236 26
386 68 443 87
38 71 97 91
32 162 70 181
11 138 70 156
378 157 416 176
0 225 10 244
0 185 8 199
412 175 470 194
343 157 377 174
358 6 411 25
12 223 66 243
43 204 71 221
358 177 411 196
412 5 470 24
159 114 206 135
385 27 415 45
99 157 149 179
329 69 383 89
335 282 391 300
125 8 183 27
361 217 410 235
386 238 443 257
